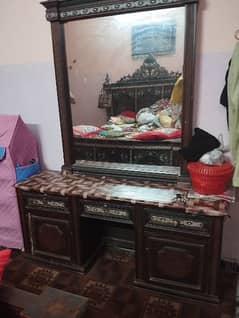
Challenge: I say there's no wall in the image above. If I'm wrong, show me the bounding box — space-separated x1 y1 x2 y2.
193 0 239 262
0 0 239 260
194 0 239 147
0 0 63 170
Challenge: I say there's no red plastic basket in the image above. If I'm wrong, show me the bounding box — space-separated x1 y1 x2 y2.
187 161 234 195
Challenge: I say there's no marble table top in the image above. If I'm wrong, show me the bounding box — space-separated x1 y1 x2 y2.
15 170 234 217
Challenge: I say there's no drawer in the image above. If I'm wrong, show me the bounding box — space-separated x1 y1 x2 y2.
23 193 69 212
81 200 134 223
143 207 211 235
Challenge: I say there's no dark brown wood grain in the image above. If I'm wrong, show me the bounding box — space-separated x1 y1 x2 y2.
17 184 225 302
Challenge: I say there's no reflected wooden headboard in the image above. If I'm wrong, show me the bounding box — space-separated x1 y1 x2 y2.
98 55 180 117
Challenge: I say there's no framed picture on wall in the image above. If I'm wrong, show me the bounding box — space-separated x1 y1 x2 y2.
131 20 176 56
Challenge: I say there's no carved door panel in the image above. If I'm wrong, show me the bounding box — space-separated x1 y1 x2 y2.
144 231 209 292
28 213 74 263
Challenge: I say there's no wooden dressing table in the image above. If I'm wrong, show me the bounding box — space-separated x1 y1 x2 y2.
16 170 232 303
15 0 234 305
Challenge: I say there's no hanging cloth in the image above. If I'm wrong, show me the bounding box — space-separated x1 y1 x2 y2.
220 60 231 125
227 42 239 186
169 75 183 105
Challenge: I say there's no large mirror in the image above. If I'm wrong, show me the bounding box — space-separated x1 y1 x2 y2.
66 7 185 130
41 0 198 180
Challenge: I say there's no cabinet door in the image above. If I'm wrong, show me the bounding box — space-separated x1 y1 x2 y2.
28 213 74 263
144 230 209 292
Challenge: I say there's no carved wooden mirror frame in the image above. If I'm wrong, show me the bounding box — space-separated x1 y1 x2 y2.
41 0 199 181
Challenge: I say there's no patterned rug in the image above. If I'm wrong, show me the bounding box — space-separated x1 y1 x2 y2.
2 248 237 318
18 267 59 294
143 296 182 318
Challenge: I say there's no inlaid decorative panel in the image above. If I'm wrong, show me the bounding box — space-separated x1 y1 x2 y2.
25 195 68 212
82 201 133 223
43 0 199 22
144 208 211 234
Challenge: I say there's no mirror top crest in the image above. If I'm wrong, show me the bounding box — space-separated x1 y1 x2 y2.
41 0 199 22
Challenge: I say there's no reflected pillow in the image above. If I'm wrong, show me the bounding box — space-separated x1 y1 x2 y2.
120 111 136 118
120 111 136 124
73 125 101 137
0 249 11 282
131 128 181 140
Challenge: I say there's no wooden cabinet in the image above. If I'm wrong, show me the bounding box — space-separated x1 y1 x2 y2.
144 231 209 290
17 188 224 302
28 214 73 262
135 207 223 302
17 191 80 270
17 191 123 272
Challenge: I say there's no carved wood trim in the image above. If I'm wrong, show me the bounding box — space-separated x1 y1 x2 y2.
27 197 65 210
144 208 211 234
104 55 180 85
149 214 206 231
41 0 199 22
82 201 133 223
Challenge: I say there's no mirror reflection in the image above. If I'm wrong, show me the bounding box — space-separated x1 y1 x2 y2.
65 7 185 142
